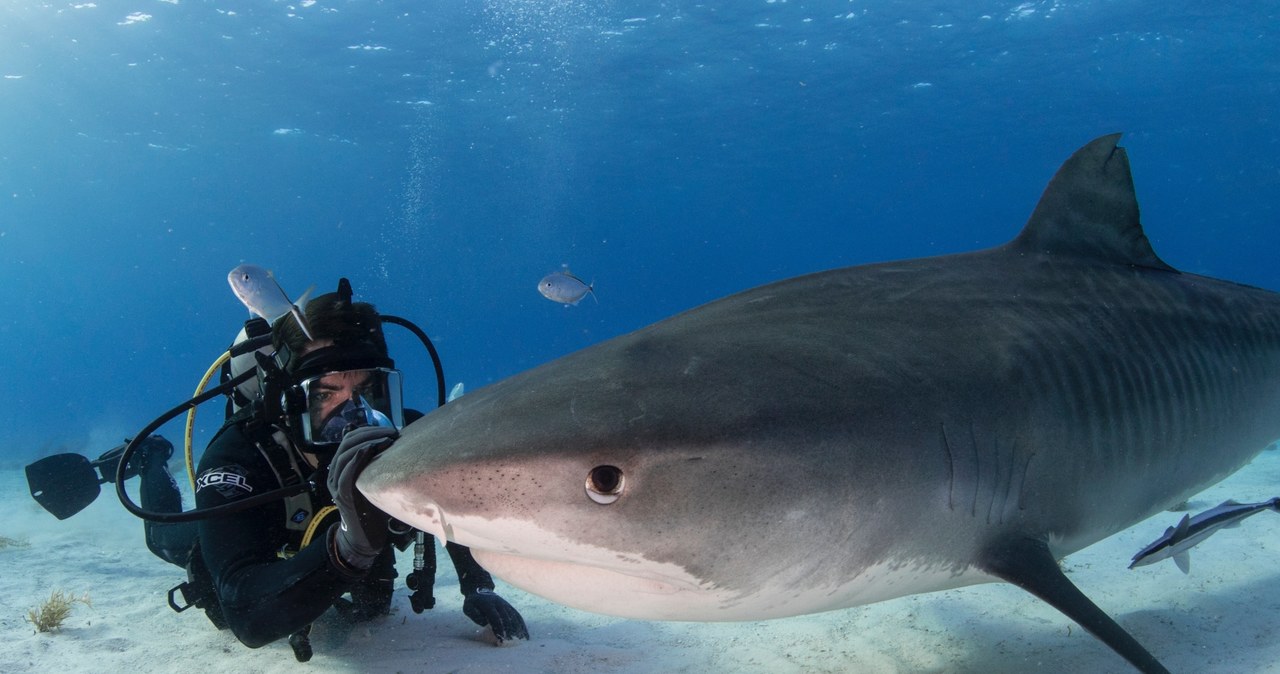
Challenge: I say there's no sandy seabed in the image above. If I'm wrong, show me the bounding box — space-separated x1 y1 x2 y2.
3 449 1280 674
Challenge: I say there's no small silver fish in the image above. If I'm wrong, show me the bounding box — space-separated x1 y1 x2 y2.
1129 497 1280 573
227 264 316 341
538 270 596 306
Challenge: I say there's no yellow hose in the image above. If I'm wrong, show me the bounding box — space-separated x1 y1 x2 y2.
185 351 231 492
303 506 338 548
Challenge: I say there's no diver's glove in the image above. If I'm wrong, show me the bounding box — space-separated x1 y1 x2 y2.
327 425 398 573
96 434 174 482
463 588 530 643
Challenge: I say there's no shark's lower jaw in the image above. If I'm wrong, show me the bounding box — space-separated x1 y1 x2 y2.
469 550 712 621
401 512 729 619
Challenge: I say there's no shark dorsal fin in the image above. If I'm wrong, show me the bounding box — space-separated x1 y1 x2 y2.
1011 133 1176 272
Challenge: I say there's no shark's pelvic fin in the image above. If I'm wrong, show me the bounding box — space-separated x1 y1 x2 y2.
1011 133 1176 273
980 536 1170 674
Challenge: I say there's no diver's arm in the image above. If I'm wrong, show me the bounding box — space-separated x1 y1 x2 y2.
444 541 496 595
444 542 530 642
194 429 362 648
197 508 364 648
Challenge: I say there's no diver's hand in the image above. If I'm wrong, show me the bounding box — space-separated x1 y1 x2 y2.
463 588 530 643
327 425 398 572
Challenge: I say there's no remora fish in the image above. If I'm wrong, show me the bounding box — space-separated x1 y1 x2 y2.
1129 497 1280 573
227 263 315 341
359 135 1280 674
538 269 596 305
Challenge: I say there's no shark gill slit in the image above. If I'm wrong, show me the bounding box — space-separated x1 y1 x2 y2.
942 422 977 515
942 419 1013 521
981 422 999 524
969 410 1023 526
942 420 980 515
939 416 1023 525
940 422 955 511
1014 449 1035 512
1001 437 1028 520
966 421 981 517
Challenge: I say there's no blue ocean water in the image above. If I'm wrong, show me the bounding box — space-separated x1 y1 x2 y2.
1 1 1277 459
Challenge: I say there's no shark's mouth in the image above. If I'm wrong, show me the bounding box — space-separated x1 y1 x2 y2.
445 519 713 606
468 549 718 621
367 490 730 618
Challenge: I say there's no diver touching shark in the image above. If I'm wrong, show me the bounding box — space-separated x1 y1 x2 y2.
357 134 1280 673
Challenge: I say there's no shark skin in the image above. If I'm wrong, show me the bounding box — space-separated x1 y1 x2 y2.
359 135 1280 673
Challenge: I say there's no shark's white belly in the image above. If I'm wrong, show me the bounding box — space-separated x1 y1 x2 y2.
475 548 997 621
404 501 997 621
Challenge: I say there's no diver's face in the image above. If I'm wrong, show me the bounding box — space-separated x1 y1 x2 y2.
308 370 376 428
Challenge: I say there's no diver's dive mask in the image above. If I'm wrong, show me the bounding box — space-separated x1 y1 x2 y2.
275 342 404 450
297 367 404 446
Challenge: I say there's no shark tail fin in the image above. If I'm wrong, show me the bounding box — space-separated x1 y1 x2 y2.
980 536 1170 674
1010 133 1176 273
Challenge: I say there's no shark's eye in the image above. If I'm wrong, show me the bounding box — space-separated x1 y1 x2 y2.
586 465 624 505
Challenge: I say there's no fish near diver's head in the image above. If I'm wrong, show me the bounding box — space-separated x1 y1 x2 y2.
227 263 316 341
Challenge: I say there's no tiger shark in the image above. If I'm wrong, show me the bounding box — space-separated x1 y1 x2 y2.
358 135 1280 673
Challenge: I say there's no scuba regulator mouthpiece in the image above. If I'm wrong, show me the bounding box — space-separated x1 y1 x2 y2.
315 395 394 444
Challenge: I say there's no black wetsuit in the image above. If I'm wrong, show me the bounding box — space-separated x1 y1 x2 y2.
148 414 497 649
138 439 197 567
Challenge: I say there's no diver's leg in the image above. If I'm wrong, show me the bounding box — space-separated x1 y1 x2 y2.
136 436 197 567
340 547 397 621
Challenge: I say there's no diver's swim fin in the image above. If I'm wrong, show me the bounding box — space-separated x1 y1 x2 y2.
25 453 104 520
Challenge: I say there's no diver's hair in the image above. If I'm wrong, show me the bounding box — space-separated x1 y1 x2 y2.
271 291 387 361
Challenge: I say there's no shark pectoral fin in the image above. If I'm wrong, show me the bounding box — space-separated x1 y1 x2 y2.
1173 552 1191 575
979 536 1169 674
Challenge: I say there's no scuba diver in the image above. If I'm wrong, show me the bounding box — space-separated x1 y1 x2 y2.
25 277 528 660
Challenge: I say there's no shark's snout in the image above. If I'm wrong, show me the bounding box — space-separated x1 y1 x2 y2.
359 468 451 544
